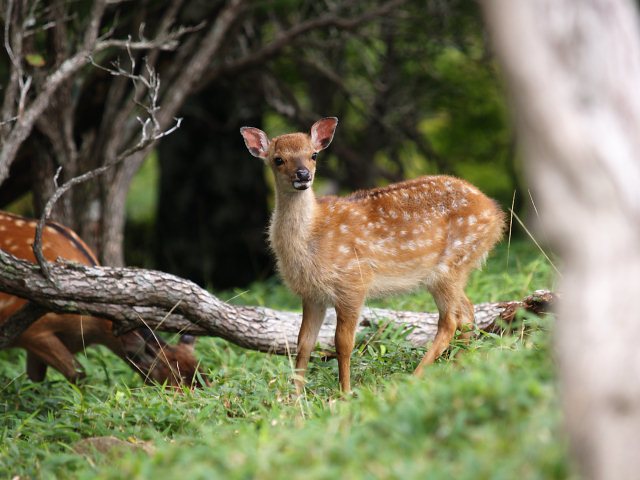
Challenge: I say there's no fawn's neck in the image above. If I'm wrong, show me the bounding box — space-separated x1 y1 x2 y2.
269 187 318 262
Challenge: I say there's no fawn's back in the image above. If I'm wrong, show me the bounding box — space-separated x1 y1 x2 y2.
333 175 497 294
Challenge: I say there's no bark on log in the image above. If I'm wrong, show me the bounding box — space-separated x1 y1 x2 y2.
0 248 553 354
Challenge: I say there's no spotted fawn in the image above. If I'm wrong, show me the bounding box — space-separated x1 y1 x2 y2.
241 118 505 393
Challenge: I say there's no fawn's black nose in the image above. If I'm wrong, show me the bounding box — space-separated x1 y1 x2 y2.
296 169 311 181
293 168 312 190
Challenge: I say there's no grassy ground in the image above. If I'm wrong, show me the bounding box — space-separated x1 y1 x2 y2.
0 239 576 479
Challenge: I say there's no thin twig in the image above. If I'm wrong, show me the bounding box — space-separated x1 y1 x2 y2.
0 116 18 126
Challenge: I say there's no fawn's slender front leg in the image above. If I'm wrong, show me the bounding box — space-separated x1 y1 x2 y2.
294 301 327 394
334 301 364 393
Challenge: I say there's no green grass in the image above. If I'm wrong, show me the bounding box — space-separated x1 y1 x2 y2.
0 239 575 479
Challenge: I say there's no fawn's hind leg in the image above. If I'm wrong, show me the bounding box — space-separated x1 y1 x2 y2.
456 293 475 341
414 284 474 376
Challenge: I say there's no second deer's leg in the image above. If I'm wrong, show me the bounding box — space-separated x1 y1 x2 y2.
294 301 327 394
26 352 48 382
23 335 86 382
334 301 363 393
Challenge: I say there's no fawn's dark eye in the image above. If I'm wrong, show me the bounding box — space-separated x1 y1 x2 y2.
274 157 284 166
311 153 317 161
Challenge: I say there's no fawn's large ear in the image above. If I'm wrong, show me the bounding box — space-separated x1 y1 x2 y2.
240 127 270 159
310 117 338 151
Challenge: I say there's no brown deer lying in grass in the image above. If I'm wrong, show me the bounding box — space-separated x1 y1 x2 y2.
241 118 504 393
0 211 209 388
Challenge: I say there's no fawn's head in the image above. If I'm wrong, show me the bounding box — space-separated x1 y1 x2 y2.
241 118 338 193
121 329 210 389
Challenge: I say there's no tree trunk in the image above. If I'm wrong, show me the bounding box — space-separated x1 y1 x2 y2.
482 1 640 478
100 151 148 266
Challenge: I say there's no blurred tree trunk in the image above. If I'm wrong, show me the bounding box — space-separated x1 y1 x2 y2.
483 1 640 478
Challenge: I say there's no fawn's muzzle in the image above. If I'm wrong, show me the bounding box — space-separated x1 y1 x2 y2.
293 168 312 190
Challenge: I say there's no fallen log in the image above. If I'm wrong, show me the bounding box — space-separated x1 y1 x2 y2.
0 248 554 354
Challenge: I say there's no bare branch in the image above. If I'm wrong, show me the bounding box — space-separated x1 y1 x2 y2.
0 116 19 127
3 0 22 72
82 0 108 48
153 117 183 140
0 1 200 186
30 47 180 280
0 48 91 183
95 22 206 52
1 0 26 135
